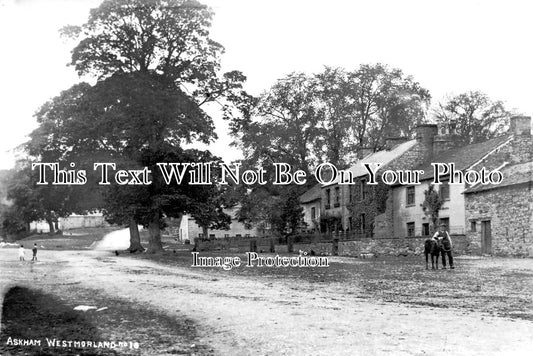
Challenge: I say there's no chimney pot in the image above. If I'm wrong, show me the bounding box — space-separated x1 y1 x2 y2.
510 116 531 136
416 124 438 145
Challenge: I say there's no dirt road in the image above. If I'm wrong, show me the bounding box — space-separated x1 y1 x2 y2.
1 249 532 355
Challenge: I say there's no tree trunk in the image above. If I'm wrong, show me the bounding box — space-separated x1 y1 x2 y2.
46 217 55 235
431 215 438 235
202 226 208 239
146 214 163 253
127 218 144 253
287 235 294 253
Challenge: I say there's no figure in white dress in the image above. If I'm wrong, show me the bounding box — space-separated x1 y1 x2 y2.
18 245 25 261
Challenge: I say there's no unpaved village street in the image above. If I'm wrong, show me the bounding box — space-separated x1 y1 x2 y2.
1 248 533 355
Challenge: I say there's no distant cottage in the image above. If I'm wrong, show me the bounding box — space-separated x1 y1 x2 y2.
178 206 264 243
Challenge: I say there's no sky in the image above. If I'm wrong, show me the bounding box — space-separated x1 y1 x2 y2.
0 0 532 170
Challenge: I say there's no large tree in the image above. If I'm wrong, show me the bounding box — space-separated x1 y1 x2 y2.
344 63 430 151
230 64 429 237
230 72 320 172
27 0 246 252
434 91 511 145
3 160 76 235
236 185 304 252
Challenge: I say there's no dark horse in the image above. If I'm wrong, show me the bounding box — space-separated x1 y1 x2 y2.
424 238 442 269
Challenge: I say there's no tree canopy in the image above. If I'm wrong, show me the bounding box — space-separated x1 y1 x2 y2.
231 64 430 170
434 91 511 145
19 0 246 252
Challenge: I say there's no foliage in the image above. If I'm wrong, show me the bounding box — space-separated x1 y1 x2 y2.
237 186 304 237
434 91 511 145
319 214 343 233
420 185 444 234
3 161 79 234
315 64 430 160
185 153 233 236
1 207 28 237
347 180 389 235
230 64 428 239
60 0 247 119
230 72 320 171
277 187 305 236
231 64 430 170
25 0 247 252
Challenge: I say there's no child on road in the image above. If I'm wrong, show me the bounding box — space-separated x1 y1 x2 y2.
32 243 38 261
18 245 25 261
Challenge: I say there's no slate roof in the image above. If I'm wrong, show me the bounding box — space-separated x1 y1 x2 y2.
414 135 513 182
324 139 418 187
464 162 533 194
299 183 322 203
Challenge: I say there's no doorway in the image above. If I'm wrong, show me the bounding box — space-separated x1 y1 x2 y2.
481 220 492 254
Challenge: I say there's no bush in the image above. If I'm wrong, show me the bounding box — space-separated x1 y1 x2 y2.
1 208 28 238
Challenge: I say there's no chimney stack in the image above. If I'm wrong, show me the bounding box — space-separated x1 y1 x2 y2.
416 124 438 147
415 124 438 161
509 116 532 163
433 136 454 156
510 116 531 136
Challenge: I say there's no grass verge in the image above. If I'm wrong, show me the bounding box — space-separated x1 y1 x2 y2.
0 285 213 355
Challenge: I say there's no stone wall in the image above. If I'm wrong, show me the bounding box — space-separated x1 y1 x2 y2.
465 183 533 257
338 235 470 256
196 235 472 257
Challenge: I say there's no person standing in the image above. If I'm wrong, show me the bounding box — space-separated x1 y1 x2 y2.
32 243 38 261
18 245 25 261
432 223 455 269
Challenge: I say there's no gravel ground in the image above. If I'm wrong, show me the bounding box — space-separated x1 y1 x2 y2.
1 248 533 355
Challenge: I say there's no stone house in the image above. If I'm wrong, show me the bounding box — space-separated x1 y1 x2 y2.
318 141 417 234
464 162 533 256
338 124 457 238
390 134 512 237
311 124 440 236
348 126 443 238
462 116 532 256
299 183 322 232
391 116 532 242
298 116 532 256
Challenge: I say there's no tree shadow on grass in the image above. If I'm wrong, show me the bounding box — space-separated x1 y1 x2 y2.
0 286 115 355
